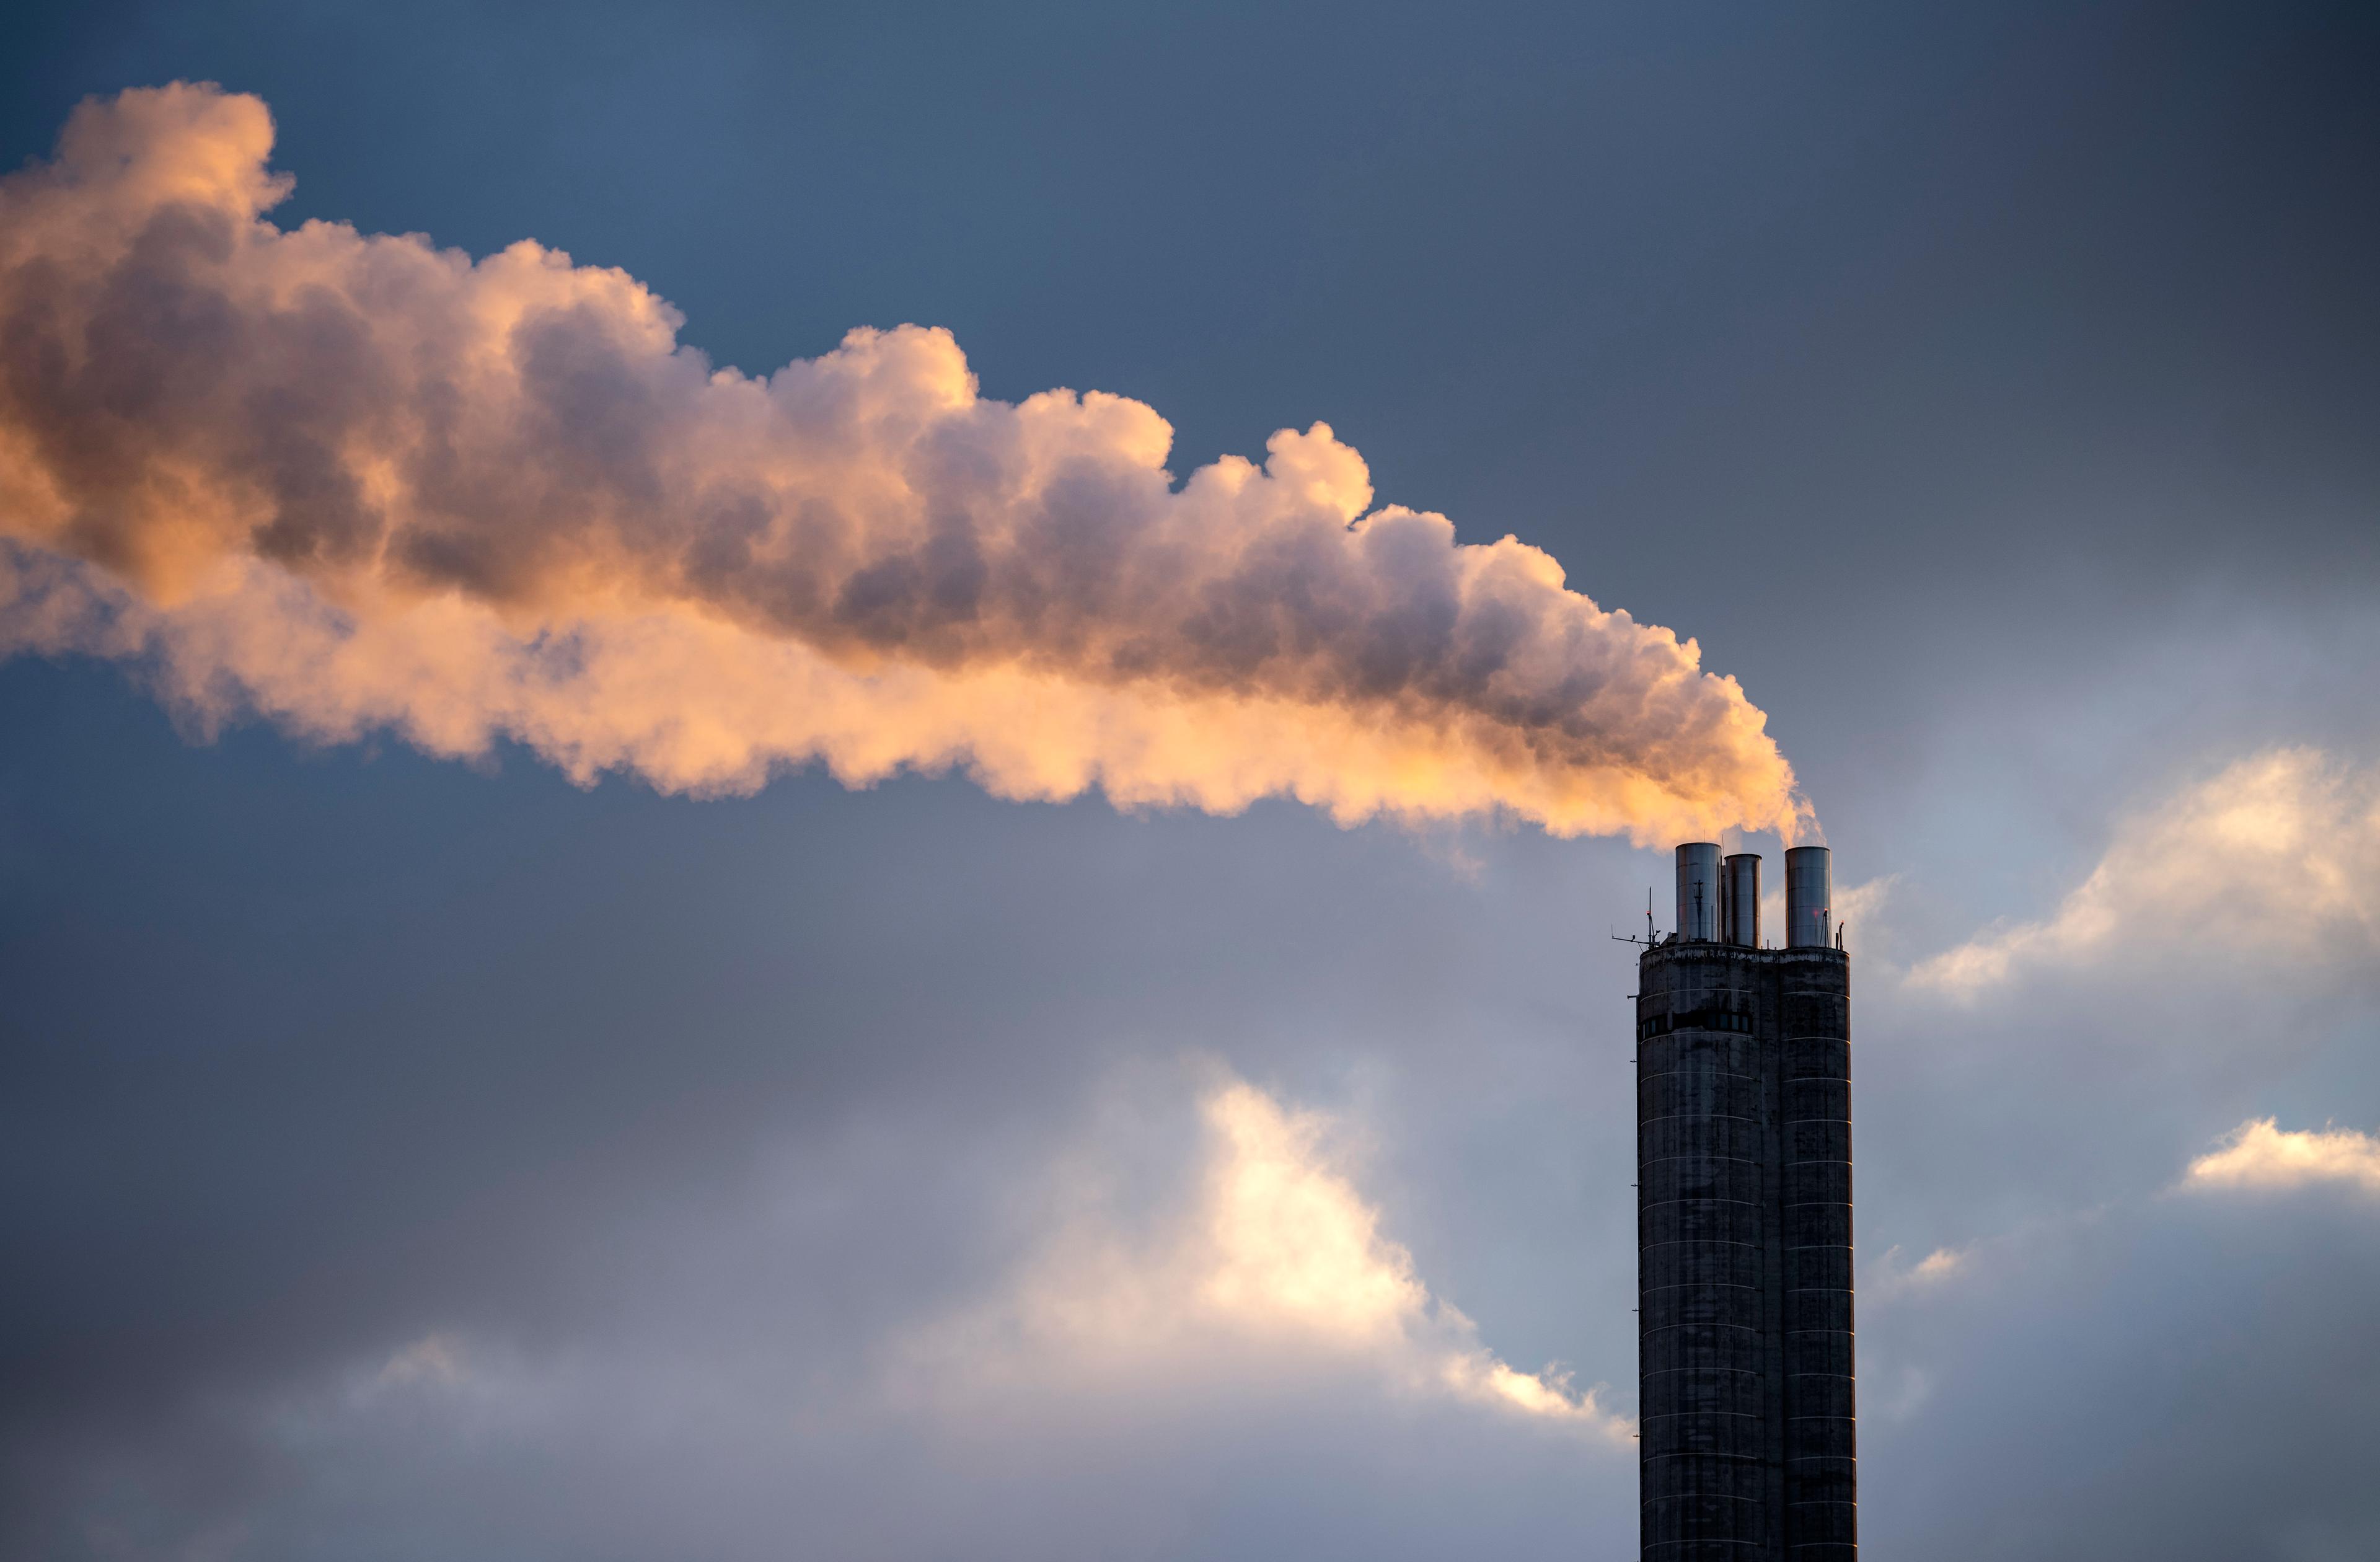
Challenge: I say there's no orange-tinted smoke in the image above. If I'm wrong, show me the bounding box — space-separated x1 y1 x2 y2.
0 85 1811 845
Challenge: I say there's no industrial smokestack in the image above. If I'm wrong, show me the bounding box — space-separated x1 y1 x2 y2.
1675 843 1721 941
1638 840 1856 1560
1785 845 1833 948
1723 852 1761 946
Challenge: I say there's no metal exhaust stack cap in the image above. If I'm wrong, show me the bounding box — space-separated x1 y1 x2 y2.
1784 845 1832 948
1674 843 1721 941
1722 853 1761 946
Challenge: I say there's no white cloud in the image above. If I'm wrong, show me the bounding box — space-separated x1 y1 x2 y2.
1750 874 1891 953
372 1333 469 1390
2182 1118 2380 1197
904 1077 1632 1441
1909 748 2380 999
1831 873 1897 955
1865 1242 1970 1305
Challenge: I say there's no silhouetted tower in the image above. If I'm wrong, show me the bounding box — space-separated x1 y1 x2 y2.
1637 844 1854 1560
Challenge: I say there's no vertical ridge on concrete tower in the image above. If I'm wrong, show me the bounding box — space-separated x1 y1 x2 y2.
1637 844 1855 1560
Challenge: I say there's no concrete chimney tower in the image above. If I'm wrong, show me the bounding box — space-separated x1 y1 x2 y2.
1636 844 1854 1559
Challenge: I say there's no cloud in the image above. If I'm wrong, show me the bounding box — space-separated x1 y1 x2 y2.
1831 873 1897 950
1759 871 1894 955
1908 748 2380 997
1853 1173 2380 1560
371 1333 468 1392
0 84 1807 845
1874 1242 1965 1290
904 1077 1631 1441
2182 1118 2380 1197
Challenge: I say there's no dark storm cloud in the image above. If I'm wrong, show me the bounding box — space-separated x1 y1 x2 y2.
1862 1183 2380 1562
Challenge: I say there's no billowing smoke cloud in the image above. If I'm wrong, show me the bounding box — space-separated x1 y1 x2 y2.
0 84 1805 843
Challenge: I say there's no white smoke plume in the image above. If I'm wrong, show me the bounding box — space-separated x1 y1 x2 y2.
0 84 1807 843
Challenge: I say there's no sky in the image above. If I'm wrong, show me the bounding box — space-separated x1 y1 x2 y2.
1 2 2376 1558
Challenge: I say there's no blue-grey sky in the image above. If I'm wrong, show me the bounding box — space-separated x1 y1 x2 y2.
2 4 2377 1559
